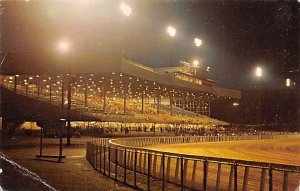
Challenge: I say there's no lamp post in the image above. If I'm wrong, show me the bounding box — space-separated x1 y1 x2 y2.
167 26 176 66
255 66 262 125
58 40 72 146
120 3 132 58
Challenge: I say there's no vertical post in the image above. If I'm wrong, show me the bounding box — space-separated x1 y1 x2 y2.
14 75 17 94
170 96 173 116
115 147 118 180
147 152 151 191
166 157 171 181
157 94 160 114
95 146 98 170
124 148 127 183
61 78 64 108
228 164 234 191
124 94 127 114
282 171 288 191
49 78 52 103
103 86 106 113
103 146 106 175
260 168 267 191
59 120 63 162
216 163 222 191
203 159 207 191
67 73 71 146
234 163 238 191
37 77 40 99
99 145 102 173
26 83 28 97
85 80 88 107
181 156 184 191
162 154 165 191
39 126 43 156
141 94 144 114
192 160 197 188
108 146 111 177
268 166 272 191
134 150 137 187
242 166 249 191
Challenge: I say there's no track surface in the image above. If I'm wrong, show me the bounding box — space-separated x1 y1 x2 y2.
147 137 300 166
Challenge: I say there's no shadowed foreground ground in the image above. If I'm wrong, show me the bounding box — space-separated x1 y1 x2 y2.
0 136 132 191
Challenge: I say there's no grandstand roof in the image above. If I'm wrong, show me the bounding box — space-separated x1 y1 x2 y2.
1 51 240 99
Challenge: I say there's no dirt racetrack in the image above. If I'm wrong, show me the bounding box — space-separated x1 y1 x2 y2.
144 137 300 191
146 137 300 166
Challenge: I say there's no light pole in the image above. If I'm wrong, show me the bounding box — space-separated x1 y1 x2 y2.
120 3 132 58
167 26 176 66
255 66 262 125
58 40 72 146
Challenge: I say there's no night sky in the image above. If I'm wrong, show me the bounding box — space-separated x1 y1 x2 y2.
1 0 299 90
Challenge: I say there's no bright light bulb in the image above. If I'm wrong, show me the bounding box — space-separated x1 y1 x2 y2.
167 26 176 37
58 40 70 53
120 3 132 16
256 66 262 77
194 38 202 47
192 60 199 67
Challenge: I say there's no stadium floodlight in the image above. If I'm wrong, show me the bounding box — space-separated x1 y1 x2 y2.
233 102 239 106
120 3 132 16
57 40 70 53
192 60 199 67
194 38 202 47
167 26 176 37
255 66 262 77
286 78 291 87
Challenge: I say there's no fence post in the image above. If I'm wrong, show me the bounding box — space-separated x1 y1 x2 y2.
282 171 288 191
108 146 111 178
216 162 222 191
181 156 184 191
203 159 208 191
260 168 267 191
124 148 127 183
192 160 197 188
162 154 165 191
228 164 234 191
153 153 158 177
95 145 98 170
268 166 272 191
147 152 151 191
175 157 180 182
115 147 118 180
134 149 137 187
166 156 171 181
234 163 238 191
242 166 249 191
99 145 102 173
103 146 106 175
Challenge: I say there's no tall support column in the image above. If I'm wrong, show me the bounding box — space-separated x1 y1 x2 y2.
49 78 52 103
26 83 28 97
61 78 65 108
208 100 211 117
157 94 160 114
141 94 144 114
103 86 106 113
37 77 40 100
170 96 173 116
14 75 17 94
124 94 127 114
85 80 88 107
67 74 72 146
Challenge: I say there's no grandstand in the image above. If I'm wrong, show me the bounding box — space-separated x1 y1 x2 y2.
0 57 240 126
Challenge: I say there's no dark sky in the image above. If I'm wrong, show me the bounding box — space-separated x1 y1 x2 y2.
1 0 299 90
